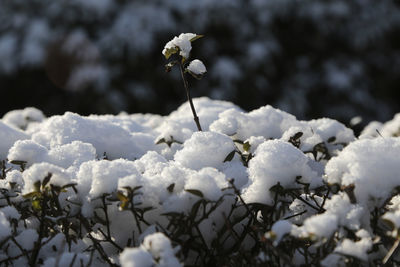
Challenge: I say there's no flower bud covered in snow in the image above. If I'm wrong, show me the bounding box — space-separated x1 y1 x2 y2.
186 59 206 78
162 33 202 60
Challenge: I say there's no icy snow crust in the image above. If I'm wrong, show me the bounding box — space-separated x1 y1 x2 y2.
0 99 399 265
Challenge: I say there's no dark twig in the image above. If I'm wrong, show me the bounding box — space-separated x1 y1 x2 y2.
179 63 202 131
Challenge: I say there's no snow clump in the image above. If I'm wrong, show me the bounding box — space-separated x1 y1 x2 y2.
162 33 198 59
325 137 400 208
186 59 207 75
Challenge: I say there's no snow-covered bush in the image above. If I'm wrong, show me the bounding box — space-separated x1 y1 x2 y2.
0 100 399 265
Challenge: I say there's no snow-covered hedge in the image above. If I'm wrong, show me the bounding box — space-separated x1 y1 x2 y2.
0 98 400 266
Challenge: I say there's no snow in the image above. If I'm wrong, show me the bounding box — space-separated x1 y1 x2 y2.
379 113 400 137
43 253 89 267
210 105 298 140
31 112 155 160
242 140 320 205
0 98 400 265
0 206 20 221
360 113 400 139
14 229 38 251
266 220 292 245
382 196 400 230
325 137 400 207
295 212 338 240
186 59 207 75
2 107 45 130
142 232 181 266
76 159 140 199
120 248 153 267
0 121 29 160
174 131 236 171
120 232 181 267
334 231 372 261
21 162 72 195
184 167 228 201
162 33 198 60
359 121 383 139
322 193 364 230
0 211 11 241
8 140 96 170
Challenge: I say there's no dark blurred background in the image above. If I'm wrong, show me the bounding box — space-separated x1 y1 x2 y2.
1 0 399 127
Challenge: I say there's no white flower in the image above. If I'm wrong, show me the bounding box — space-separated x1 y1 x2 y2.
186 59 206 75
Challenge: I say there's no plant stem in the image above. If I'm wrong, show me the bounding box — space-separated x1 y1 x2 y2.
179 63 202 131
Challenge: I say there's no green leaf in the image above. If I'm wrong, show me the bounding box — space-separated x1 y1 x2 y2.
32 199 41 210
163 47 179 60
223 150 236 162
23 191 41 199
243 142 251 152
117 191 129 202
185 189 204 198
167 183 175 193
190 34 204 42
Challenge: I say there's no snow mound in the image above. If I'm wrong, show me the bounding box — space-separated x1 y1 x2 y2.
242 140 320 205
31 112 155 160
325 137 400 207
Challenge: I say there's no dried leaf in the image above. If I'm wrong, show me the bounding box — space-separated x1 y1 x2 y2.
10 160 27 165
42 173 53 188
156 138 166 145
223 150 236 162
293 132 303 140
167 183 175 193
185 189 204 198
327 136 336 143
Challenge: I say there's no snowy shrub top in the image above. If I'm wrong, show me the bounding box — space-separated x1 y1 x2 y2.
242 140 321 205
0 121 28 160
325 137 400 208
0 99 400 266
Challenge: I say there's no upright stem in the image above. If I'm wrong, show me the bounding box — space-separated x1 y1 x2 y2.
179 63 202 131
